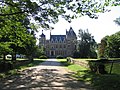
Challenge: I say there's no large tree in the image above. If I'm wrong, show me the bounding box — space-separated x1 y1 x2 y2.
0 0 119 60
0 5 37 61
0 0 118 25
106 31 120 58
78 29 97 58
98 36 109 58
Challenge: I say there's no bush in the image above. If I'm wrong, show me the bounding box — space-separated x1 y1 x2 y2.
56 55 64 59
88 60 107 74
0 61 13 72
39 55 47 59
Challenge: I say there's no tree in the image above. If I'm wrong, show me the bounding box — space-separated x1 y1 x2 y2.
0 0 117 26
98 36 109 58
0 42 12 60
106 31 120 58
78 29 97 58
99 31 120 58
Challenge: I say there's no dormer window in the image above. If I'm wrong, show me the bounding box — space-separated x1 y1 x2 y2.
59 37 62 43
55 37 58 43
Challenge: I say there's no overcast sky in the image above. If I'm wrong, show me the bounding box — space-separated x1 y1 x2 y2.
37 6 120 43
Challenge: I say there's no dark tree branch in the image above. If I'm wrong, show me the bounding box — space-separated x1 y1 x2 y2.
0 11 28 16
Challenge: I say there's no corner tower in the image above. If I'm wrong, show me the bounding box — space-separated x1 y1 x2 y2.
39 30 46 47
66 27 77 57
66 27 77 40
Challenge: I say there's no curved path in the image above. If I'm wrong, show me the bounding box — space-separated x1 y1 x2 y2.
0 59 92 90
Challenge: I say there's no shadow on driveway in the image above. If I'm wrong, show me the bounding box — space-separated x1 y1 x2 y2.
0 59 92 90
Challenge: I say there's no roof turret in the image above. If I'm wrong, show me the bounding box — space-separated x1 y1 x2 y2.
66 27 77 39
40 30 45 37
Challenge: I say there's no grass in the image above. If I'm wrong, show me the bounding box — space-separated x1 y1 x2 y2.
105 63 120 74
16 59 46 70
74 58 98 61
58 59 120 90
0 59 46 78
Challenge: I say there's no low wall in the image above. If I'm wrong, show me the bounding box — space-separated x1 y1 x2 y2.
67 57 89 68
72 60 89 68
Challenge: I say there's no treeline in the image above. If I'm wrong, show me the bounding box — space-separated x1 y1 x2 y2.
98 31 120 58
73 29 97 59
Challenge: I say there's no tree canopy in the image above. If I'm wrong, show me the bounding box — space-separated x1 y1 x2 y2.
77 29 97 58
0 0 119 60
98 31 120 58
0 0 118 27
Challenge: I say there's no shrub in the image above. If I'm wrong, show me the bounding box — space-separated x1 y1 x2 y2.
56 55 64 59
88 60 107 74
0 61 13 72
39 55 47 59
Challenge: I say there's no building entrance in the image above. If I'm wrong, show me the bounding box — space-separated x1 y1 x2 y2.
51 51 54 56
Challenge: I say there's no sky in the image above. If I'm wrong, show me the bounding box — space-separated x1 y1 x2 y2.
37 6 120 43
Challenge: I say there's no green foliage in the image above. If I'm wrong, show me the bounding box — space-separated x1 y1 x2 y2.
105 62 120 74
78 29 97 58
92 75 120 90
59 59 120 90
107 31 120 58
98 36 109 58
0 0 117 28
88 60 107 74
100 31 120 58
0 42 12 55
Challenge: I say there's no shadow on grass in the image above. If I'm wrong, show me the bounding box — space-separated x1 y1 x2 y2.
60 59 120 90
73 70 120 90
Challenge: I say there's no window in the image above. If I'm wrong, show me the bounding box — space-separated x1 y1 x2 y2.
56 45 58 48
64 45 66 48
60 45 62 48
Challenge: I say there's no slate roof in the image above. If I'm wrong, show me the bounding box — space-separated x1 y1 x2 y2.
50 35 66 42
67 27 77 37
40 33 45 37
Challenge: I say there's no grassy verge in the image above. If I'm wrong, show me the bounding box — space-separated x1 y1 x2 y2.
0 59 46 78
58 59 120 90
105 63 120 74
16 59 46 70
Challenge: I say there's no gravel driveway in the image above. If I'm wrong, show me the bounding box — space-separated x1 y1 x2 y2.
0 59 92 90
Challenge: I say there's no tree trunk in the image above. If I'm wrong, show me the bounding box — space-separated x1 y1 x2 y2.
97 63 107 74
28 56 33 62
12 52 16 61
3 54 6 61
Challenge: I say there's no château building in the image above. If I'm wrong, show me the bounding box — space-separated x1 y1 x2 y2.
39 27 77 58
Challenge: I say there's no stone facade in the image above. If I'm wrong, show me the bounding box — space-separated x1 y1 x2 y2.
39 27 77 58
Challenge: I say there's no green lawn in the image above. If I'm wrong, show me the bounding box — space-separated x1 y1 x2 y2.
17 59 46 70
105 63 120 74
58 59 120 90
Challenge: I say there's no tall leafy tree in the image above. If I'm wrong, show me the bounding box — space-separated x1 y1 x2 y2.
98 36 109 58
0 5 37 61
78 29 97 58
0 0 117 26
107 32 120 58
